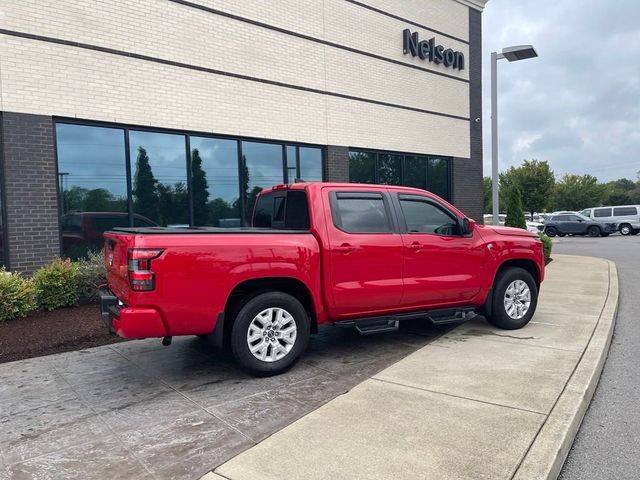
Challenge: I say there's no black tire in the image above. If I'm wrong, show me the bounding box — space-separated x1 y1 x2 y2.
619 224 632 236
588 226 601 237
230 291 310 376
487 267 538 330
545 227 558 237
632 229 639 236
601 233 610 237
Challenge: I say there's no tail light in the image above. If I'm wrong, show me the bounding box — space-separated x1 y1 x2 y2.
128 249 163 291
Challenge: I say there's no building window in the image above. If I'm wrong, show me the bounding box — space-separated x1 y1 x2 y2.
56 122 325 256
129 131 188 227
56 124 128 259
190 137 240 227
348 151 376 184
0 167 5 268
349 149 451 201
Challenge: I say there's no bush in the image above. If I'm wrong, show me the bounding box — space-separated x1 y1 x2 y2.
539 232 553 260
504 185 527 229
32 258 79 310
0 269 37 322
76 250 107 303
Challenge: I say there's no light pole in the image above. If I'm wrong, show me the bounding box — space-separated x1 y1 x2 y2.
491 45 538 225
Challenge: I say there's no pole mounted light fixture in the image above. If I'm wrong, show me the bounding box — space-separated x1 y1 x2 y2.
490 45 538 226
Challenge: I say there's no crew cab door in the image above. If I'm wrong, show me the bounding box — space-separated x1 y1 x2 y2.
324 189 403 318
393 193 485 308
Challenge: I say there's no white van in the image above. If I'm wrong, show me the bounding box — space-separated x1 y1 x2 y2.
580 205 640 235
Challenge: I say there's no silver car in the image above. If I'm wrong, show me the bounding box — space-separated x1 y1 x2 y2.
580 205 640 235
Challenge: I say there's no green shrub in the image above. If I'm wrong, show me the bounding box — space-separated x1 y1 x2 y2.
0 269 37 322
76 249 107 303
504 185 527 229
539 232 553 260
32 258 79 310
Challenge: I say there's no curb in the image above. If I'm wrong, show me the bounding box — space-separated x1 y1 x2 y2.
512 259 619 480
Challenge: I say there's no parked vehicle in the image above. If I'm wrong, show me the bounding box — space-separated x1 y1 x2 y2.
483 214 506 225
543 214 616 238
100 183 545 375
579 205 640 235
62 211 157 255
526 221 544 234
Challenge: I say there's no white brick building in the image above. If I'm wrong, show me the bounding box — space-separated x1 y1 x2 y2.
0 0 487 272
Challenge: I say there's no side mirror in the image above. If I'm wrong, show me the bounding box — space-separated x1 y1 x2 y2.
462 218 476 235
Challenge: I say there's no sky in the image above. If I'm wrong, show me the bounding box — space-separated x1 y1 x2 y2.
481 0 640 182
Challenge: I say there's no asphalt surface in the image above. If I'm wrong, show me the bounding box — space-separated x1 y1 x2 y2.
556 234 640 480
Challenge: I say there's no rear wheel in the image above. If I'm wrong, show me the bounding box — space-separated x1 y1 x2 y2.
230 291 310 376
487 267 538 330
619 224 632 236
545 227 558 237
588 226 601 237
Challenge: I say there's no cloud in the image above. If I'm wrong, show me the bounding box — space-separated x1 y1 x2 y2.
482 0 640 181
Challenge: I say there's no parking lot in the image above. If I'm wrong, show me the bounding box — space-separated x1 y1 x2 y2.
0 320 449 480
556 234 640 479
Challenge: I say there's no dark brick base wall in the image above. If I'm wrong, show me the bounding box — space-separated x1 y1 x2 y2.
1 112 60 274
326 146 349 182
451 7 484 223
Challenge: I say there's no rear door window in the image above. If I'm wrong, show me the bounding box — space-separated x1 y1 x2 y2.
252 191 310 230
613 207 637 216
331 193 392 233
593 208 612 218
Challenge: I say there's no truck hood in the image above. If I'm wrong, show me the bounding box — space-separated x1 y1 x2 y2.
480 225 538 238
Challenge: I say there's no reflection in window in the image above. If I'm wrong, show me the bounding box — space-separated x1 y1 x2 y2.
428 158 449 200
349 151 376 183
0 167 4 268
378 154 402 185
299 147 323 181
190 137 240 227
404 156 427 190
286 146 297 182
129 131 188 227
242 142 284 224
56 124 128 259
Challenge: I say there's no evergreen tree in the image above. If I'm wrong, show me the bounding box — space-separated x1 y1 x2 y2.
504 185 527 229
132 147 158 222
190 149 210 225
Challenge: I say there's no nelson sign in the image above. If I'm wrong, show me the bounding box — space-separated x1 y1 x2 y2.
402 29 465 70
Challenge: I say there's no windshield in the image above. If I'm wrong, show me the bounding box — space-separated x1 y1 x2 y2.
576 214 591 222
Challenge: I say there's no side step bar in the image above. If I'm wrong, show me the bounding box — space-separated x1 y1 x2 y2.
334 307 477 335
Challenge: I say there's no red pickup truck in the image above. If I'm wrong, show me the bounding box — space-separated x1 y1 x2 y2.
100 182 545 375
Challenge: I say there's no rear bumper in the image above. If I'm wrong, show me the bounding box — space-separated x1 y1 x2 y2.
98 286 168 338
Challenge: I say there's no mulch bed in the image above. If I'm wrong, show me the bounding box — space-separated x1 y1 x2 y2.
0 304 126 364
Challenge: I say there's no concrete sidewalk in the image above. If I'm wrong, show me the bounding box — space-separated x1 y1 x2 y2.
208 255 618 480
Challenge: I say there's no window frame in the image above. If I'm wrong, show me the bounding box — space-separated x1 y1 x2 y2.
348 147 452 201
593 208 612 218
53 117 326 254
329 191 397 235
613 206 637 216
394 193 463 237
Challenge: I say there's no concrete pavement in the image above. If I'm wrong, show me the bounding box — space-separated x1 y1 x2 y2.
210 255 618 480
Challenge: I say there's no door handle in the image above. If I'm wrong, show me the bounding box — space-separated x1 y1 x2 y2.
406 242 423 251
335 243 355 254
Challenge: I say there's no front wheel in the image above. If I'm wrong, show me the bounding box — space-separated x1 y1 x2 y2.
231 291 310 376
588 226 601 237
487 267 538 330
545 227 558 237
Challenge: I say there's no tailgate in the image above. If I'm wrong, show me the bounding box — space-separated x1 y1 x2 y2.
103 232 134 302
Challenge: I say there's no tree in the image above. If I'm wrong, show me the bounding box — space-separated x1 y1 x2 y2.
132 147 158 222
483 176 493 214
191 149 210 225
500 160 555 219
602 178 637 206
552 174 606 211
504 184 526 229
